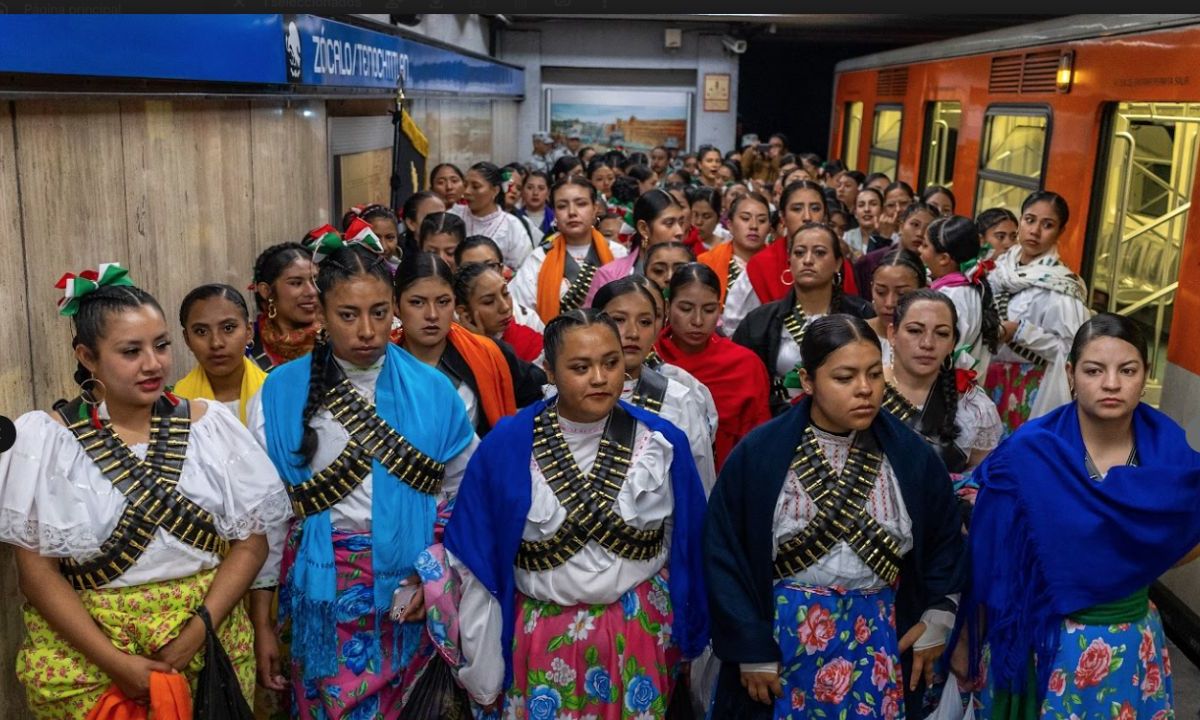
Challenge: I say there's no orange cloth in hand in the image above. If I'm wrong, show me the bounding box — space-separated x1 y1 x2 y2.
86 672 192 720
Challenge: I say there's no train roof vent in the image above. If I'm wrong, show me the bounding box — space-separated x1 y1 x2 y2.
989 50 1062 94
876 67 909 97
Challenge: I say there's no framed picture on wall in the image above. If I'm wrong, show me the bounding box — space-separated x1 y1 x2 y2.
544 86 693 154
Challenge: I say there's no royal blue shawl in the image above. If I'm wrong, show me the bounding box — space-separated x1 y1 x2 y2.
444 399 710 690
960 401 1200 702
261 344 473 680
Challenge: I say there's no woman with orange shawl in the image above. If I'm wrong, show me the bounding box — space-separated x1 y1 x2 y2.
394 252 546 436
698 191 772 303
509 177 627 323
654 263 771 470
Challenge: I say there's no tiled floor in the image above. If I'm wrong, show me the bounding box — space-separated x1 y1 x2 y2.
1170 640 1200 718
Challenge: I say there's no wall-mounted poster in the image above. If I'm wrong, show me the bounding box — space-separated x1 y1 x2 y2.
545 86 693 154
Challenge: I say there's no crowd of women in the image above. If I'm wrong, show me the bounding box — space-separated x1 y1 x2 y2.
1 133 1199 720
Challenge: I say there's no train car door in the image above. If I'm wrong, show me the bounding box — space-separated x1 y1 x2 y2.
1084 102 1200 406
918 101 961 192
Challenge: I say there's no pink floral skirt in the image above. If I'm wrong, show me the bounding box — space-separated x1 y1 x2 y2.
985 360 1046 437
504 573 682 720
772 582 904 720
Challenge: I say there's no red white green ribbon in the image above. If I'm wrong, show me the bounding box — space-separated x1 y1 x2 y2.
54 262 134 316
307 220 384 264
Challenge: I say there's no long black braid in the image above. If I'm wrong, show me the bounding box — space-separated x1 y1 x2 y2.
926 215 1001 353
296 244 393 466
893 289 961 444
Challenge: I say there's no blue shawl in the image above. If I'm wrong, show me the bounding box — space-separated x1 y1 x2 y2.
444 399 710 690
960 401 1200 702
261 344 473 680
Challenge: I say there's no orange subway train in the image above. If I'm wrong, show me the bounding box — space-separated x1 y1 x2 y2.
830 13 1200 659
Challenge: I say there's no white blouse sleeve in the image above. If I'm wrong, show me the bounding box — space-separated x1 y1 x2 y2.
957 386 1003 455
720 271 760 336
244 389 292 589
447 550 506 705
1012 289 1089 363
0 411 103 556
441 433 480 501
509 248 544 313
500 214 534 272
660 379 717 496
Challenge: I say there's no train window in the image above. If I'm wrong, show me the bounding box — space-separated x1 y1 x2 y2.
919 101 961 191
974 106 1050 214
842 101 863 171
1084 101 1200 405
868 105 903 179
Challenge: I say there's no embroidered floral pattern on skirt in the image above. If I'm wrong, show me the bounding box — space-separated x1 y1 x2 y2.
976 605 1175 719
17 568 254 720
503 573 681 720
985 360 1045 437
772 582 904 720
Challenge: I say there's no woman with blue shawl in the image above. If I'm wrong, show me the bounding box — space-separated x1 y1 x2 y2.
247 232 477 719
955 313 1200 719
705 314 966 719
443 309 709 719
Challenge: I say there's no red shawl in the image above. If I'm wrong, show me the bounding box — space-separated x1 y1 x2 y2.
654 328 771 471
745 240 858 303
502 320 544 363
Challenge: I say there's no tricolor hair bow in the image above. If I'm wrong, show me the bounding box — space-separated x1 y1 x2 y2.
55 262 134 317
310 218 384 264
959 250 995 286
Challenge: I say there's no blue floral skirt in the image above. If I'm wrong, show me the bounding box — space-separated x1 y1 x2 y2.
773 582 905 720
976 606 1175 719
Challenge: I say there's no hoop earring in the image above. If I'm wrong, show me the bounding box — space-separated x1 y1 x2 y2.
79 377 106 406
624 372 635 383
780 268 794 286
268 298 278 320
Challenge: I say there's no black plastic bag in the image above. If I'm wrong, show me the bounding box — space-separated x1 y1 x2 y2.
194 605 255 720
403 653 472 720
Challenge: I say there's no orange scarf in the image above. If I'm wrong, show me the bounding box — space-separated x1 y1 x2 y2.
393 323 517 428
86 672 191 720
536 229 614 322
698 241 736 302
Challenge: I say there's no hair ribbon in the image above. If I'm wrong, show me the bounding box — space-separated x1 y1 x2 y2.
55 262 134 316
309 219 384 264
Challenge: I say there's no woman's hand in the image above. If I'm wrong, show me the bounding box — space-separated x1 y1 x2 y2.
400 581 427 623
998 320 1019 345
740 670 783 705
254 624 288 691
877 206 900 239
107 653 176 702
152 616 206 671
898 621 941 691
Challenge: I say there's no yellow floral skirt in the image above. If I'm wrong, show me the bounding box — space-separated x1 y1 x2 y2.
16 568 255 720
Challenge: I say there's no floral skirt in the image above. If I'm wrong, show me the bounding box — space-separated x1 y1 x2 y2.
985 360 1045 437
16 568 255 720
281 528 447 720
504 573 682 720
976 606 1174 719
772 582 904 720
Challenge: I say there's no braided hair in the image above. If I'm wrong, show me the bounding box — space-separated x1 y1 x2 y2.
252 242 310 315
926 215 1001 353
893 289 962 444
297 245 393 466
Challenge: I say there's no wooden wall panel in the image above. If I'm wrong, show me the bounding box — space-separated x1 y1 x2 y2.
250 100 330 249
0 100 35 720
14 100 130 409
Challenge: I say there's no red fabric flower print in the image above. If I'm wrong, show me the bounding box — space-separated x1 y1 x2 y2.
791 688 806 711
1153 710 1172 720
813 658 854 705
1142 661 1162 700
1047 669 1066 697
1073 638 1113 689
871 650 895 691
1162 647 1172 677
1139 627 1155 664
854 616 871 645
799 604 837 654
857 702 872 715
881 688 902 720
1116 701 1136 720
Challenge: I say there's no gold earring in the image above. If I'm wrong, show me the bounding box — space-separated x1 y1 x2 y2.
79 377 106 407
268 298 278 320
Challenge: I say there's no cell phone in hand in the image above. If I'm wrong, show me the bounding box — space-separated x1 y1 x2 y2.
389 583 419 622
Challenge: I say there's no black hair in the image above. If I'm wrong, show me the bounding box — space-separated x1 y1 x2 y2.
430 162 464 184
71 283 165 389
576 146 596 162
625 164 656 186
454 235 503 268
668 262 721 302
550 176 599 205
298 245 392 465
524 169 551 188
926 215 1001 353
892 289 962 443
843 170 866 186
502 162 527 181
668 168 694 186
800 314 882 375
630 189 682 250
1020 190 1070 228
418 212 467 248
452 260 505 308
779 180 828 217
883 180 915 200
873 248 927 288
586 158 613 180
855 186 885 208
394 250 454 299
865 172 892 188
901 200 937 222
610 175 641 206
821 159 847 178
724 150 740 162
602 149 628 168
975 207 1018 237
252 242 310 315
688 185 722 215
1069 312 1149 367
696 144 722 162
797 152 821 170
396 192 442 258
921 184 957 212
644 240 695 269
340 203 399 234
468 161 506 208
769 132 789 149
592 276 660 318
551 155 583 184
624 153 650 171
179 283 251 328
543 308 621 372
721 160 743 183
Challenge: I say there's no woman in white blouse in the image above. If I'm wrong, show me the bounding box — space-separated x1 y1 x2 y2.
443 309 709 719
449 161 535 272
0 264 288 718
